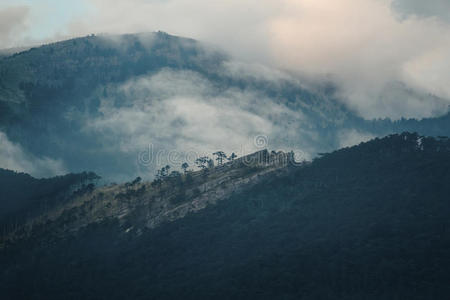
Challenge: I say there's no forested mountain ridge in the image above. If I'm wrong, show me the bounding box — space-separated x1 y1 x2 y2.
1 132 449 299
1 32 450 180
0 32 346 179
0 150 292 248
0 169 99 227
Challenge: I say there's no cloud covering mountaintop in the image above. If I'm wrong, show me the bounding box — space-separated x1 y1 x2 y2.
1 0 450 119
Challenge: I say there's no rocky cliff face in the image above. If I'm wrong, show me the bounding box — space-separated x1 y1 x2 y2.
0 150 295 247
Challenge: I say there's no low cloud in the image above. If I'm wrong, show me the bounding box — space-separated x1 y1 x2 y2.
3 0 450 120
338 129 375 149
0 5 29 48
392 0 450 22
268 0 450 119
84 69 313 174
66 0 450 120
0 131 67 178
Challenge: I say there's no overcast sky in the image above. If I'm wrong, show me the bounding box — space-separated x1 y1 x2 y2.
1 0 450 119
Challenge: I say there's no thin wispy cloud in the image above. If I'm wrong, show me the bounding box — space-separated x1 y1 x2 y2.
392 0 450 22
0 131 67 177
84 69 313 174
0 5 29 48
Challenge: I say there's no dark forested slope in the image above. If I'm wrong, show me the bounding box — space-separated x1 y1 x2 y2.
0 169 99 226
1 132 449 299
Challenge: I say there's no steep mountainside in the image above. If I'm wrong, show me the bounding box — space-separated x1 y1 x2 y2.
0 32 226 179
1 133 449 299
0 169 99 226
0 150 293 248
1 32 449 180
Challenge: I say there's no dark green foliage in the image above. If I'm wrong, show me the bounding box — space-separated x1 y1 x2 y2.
213 151 227 165
170 191 187 205
72 183 95 197
181 162 189 174
1 133 450 299
0 169 99 226
115 185 146 201
192 187 201 197
228 152 237 161
168 171 182 185
151 178 162 188
131 177 142 185
156 166 172 180
185 172 194 185
125 177 142 188
195 156 209 169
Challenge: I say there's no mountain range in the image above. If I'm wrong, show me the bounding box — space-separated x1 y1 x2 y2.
1 32 450 180
1 32 450 299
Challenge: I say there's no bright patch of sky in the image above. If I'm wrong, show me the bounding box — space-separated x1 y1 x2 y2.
0 0 91 42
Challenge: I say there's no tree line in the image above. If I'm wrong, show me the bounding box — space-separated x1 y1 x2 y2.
153 151 238 182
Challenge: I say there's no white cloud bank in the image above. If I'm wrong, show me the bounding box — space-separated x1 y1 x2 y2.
0 5 29 48
69 0 450 120
0 131 67 178
2 0 450 120
84 69 314 172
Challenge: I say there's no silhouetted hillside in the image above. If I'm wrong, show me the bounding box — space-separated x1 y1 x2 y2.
0 169 99 226
1 133 449 299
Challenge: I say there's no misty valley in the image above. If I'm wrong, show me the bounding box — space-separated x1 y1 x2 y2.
0 22 449 300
